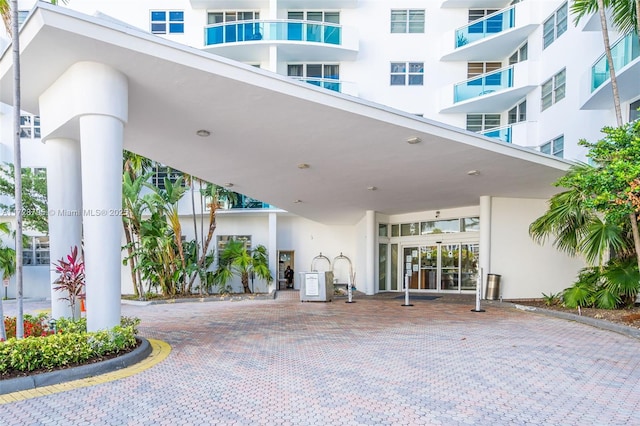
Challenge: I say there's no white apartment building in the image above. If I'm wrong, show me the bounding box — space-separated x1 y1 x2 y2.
0 1 637 323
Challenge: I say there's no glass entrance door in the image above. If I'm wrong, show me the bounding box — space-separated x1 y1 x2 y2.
398 242 479 292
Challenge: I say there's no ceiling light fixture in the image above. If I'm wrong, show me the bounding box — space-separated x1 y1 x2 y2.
297 163 310 169
293 199 302 203
196 129 211 137
467 170 480 176
367 186 377 191
406 137 421 144
224 183 234 187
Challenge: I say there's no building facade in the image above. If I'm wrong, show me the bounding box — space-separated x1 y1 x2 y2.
1 0 637 315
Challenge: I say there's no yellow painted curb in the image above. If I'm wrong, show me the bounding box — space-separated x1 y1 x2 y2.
0 338 171 405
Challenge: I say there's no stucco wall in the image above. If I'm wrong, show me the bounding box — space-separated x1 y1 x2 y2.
490 197 585 299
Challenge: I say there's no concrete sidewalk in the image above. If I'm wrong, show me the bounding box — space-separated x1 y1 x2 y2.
2 292 640 425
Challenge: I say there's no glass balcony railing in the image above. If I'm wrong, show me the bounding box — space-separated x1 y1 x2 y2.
227 194 273 210
454 66 514 103
481 125 512 143
591 31 639 92
455 6 516 48
205 19 342 46
290 76 342 93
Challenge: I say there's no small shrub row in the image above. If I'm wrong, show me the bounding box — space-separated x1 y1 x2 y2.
0 325 137 375
3 313 53 340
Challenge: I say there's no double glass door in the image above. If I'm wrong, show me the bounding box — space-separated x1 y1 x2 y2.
402 243 478 292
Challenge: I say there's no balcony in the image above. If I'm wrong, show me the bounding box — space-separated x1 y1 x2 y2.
289 77 358 96
481 125 512 143
190 0 358 9
203 19 359 62
440 1 512 8
440 62 537 113
441 2 538 61
581 31 640 110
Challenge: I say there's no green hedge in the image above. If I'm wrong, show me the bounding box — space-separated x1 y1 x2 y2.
0 325 137 375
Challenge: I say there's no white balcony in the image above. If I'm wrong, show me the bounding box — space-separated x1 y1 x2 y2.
203 19 359 62
440 61 537 113
580 31 640 110
190 0 357 9
441 1 538 61
440 0 511 8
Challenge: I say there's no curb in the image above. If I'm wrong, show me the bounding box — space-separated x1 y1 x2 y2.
121 291 276 306
487 300 640 340
0 337 152 395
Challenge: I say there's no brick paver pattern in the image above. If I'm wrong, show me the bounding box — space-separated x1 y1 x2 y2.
2 292 640 425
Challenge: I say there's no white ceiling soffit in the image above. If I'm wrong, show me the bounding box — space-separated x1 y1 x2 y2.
0 4 572 225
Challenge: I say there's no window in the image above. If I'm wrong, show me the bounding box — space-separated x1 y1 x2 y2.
508 43 528 65
468 9 500 34
288 11 339 24
540 135 564 158
467 62 502 85
150 10 184 34
288 64 340 91
390 9 425 33
216 235 251 262
390 62 424 86
24 236 49 266
543 2 567 48
466 114 500 132
152 165 184 190
20 115 40 139
468 9 499 22
508 100 527 124
630 99 640 122
541 69 566 111
378 224 388 237
208 11 260 24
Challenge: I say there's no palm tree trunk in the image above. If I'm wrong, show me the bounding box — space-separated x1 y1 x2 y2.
631 213 640 275
123 221 139 297
597 0 623 126
188 203 218 289
10 0 24 339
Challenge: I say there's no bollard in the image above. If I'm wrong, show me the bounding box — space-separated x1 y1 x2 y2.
471 268 485 312
401 273 413 307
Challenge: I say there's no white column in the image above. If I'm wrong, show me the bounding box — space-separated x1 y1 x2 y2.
479 196 492 299
80 115 123 331
365 210 376 295
39 61 128 332
268 212 277 293
46 138 82 319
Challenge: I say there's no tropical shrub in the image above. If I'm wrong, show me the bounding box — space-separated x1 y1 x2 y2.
2 313 53 340
0 325 137 375
52 246 85 319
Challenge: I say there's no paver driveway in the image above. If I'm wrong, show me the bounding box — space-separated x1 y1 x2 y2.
2 292 640 425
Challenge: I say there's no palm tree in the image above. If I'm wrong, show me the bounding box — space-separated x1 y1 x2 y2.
572 0 640 274
213 239 272 294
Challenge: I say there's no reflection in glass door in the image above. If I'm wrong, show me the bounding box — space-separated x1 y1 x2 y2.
461 243 479 291
420 246 437 290
403 247 419 289
440 244 459 290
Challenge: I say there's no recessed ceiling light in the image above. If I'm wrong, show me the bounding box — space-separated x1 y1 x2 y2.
407 137 421 144
367 186 377 191
196 129 211 137
467 170 480 176
297 163 310 169
293 199 302 203
224 183 234 187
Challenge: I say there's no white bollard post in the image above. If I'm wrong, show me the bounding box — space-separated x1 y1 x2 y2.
471 267 485 312
346 273 355 303
401 273 413 307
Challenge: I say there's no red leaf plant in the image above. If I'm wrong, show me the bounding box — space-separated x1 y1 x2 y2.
52 245 85 320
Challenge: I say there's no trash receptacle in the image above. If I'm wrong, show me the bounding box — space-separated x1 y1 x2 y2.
485 274 501 300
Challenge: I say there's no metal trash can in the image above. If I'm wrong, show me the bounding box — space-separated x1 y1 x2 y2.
485 274 501 300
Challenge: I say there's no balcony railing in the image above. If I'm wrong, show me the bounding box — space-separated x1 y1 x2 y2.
290 76 341 93
454 66 514 103
455 6 516 48
205 19 342 46
591 31 639 92
481 125 512 143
